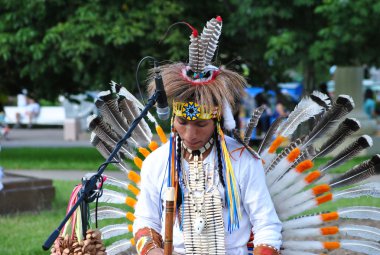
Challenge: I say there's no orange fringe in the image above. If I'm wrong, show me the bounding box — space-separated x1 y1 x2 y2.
128 171 141 184
138 147 150 158
128 184 140 196
321 212 339 222
316 193 333 205
269 136 285 153
126 212 136 222
312 184 331 195
304 170 321 184
287 148 300 162
295 160 313 173
156 125 168 144
321 226 339 235
125 197 137 208
148 141 159 151
130 238 135 246
134 157 143 169
323 242 340 250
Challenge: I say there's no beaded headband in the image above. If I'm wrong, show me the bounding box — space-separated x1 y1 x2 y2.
173 101 221 120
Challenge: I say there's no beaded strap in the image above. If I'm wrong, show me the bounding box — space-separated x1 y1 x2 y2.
254 244 280 255
135 227 163 255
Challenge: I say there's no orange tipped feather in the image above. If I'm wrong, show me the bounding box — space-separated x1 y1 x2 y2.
295 160 314 173
156 125 168 144
287 148 300 162
323 241 340 249
148 141 159 151
269 136 286 153
321 226 339 235
126 212 136 222
316 193 333 205
312 184 331 195
128 171 141 184
133 157 143 169
128 184 140 196
130 238 135 246
138 147 150 158
125 197 137 207
305 170 321 183
321 212 339 222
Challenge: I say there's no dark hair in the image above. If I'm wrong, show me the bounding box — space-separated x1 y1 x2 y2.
364 88 374 100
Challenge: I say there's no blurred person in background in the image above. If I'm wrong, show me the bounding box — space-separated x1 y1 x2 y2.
363 88 376 119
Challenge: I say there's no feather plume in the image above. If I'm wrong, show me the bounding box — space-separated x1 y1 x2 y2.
100 223 132 240
301 96 356 150
117 85 158 124
333 182 380 200
103 175 130 190
315 118 361 158
310 90 332 110
320 135 372 173
90 206 132 221
280 183 380 219
189 32 205 73
340 224 380 242
266 138 304 173
243 105 265 144
201 16 222 66
98 189 128 204
90 133 131 173
330 154 380 188
282 206 380 230
276 96 325 138
95 95 137 146
232 129 260 159
339 206 380 221
222 100 235 130
281 251 319 255
282 239 380 254
106 239 135 255
340 239 380 255
87 115 134 159
258 116 285 154
98 90 131 133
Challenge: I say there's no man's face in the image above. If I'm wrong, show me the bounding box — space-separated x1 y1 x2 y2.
174 116 215 151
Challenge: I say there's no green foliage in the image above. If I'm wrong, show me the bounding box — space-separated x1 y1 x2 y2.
0 147 119 170
1 0 380 100
0 180 79 255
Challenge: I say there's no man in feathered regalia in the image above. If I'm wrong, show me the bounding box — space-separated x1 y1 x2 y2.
132 16 282 255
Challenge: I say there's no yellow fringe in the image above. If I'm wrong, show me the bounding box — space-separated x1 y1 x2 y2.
217 123 242 222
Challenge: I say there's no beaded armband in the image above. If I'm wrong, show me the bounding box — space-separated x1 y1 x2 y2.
254 244 280 255
135 227 163 255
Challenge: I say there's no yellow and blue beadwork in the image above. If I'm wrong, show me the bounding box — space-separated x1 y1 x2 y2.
173 101 221 120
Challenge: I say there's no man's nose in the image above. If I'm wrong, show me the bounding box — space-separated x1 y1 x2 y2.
185 125 198 140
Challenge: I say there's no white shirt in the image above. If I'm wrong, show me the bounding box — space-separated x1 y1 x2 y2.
133 136 282 254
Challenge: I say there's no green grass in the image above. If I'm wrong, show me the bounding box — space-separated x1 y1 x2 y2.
0 147 122 170
0 181 78 255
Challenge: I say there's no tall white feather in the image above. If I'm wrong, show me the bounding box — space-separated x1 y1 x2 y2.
222 100 235 130
106 239 134 255
277 97 324 137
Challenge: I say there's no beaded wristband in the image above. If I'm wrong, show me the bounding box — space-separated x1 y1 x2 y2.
254 244 280 255
135 227 163 255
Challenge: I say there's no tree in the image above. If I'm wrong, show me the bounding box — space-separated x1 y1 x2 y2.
314 0 380 66
0 0 183 101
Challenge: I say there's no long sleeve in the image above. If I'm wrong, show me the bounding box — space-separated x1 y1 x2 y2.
232 144 282 250
133 145 168 235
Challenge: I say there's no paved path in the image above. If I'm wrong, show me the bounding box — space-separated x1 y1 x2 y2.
5 169 127 181
1 128 91 148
